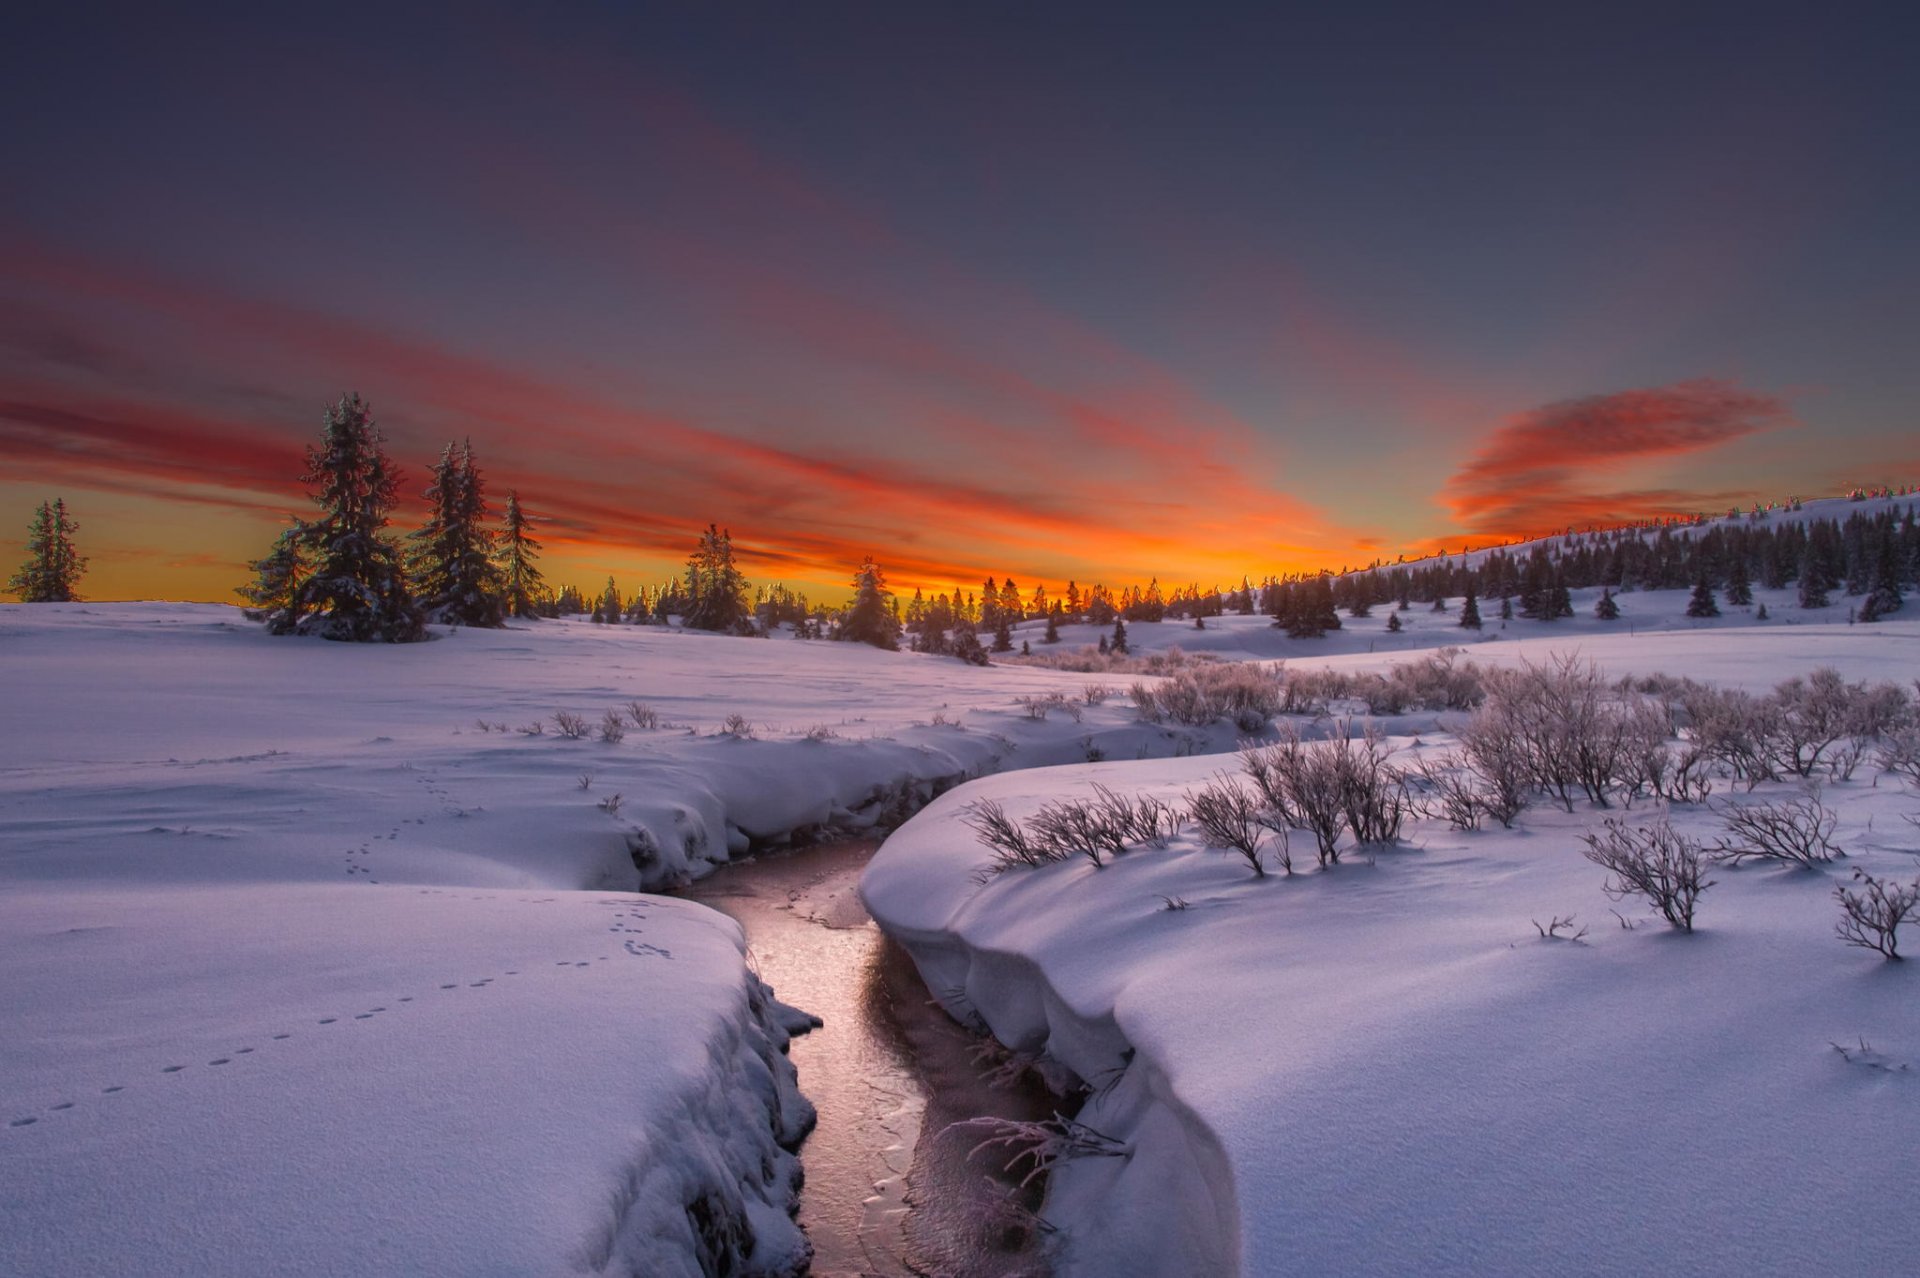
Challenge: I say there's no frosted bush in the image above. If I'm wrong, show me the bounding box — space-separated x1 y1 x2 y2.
1580 816 1713 933
1711 792 1841 867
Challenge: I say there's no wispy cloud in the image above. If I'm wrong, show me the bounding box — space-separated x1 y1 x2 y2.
1444 379 1792 535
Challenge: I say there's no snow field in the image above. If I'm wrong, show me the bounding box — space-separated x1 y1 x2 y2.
0 602 1237 1276
864 626 1920 1276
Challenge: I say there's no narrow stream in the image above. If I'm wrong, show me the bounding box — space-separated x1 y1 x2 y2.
680 838 1057 1278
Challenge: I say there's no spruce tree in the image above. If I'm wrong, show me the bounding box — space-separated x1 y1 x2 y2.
262 393 423 642
1043 603 1062 644
838 556 900 649
1111 617 1130 654
683 524 752 633
9 498 88 602
1686 575 1720 618
951 626 989 665
237 524 307 628
410 440 505 627
1288 577 1341 638
1724 556 1753 606
1386 611 1402 633
991 616 1014 652
1459 587 1482 630
498 490 546 619
1549 570 1574 619
1797 547 1830 608
1860 525 1904 621
1594 587 1620 620
1499 595 1513 621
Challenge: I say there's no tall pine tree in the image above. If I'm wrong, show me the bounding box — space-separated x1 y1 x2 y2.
9 498 87 602
838 556 901 649
410 439 505 627
251 393 423 642
498 490 545 619
683 525 752 633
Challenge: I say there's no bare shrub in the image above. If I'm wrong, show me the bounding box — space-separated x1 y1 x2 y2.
599 711 627 744
597 792 623 815
625 700 660 730
1082 682 1113 706
1878 724 1920 784
1679 685 1779 789
962 799 1067 875
1833 868 1920 960
474 719 493 733
1457 710 1530 827
552 710 591 739
1131 663 1286 731
1711 792 1841 866
955 1115 1130 1189
1635 741 1715 804
1241 727 1346 866
1766 668 1905 780
1405 755 1483 830
1028 798 1126 868
1186 774 1276 876
1090 783 1180 848
719 712 753 738
1531 915 1588 941
1015 692 1080 722
1580 816 1713 932
1338 726 1410 846
803 724 840 741
1466 656 1667 811
518 720 545 737
577 773 593 791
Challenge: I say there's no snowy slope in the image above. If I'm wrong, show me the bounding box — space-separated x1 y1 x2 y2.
865 622 1920 1277
0 602 1242 1276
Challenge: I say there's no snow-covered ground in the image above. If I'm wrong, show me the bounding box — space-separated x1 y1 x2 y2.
3 586 1914 1275
0 603 1235 1276
865 612 1920 1276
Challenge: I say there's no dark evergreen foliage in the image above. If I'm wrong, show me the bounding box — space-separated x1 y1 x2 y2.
410 440 506 627
838 556 901 649
250 393 424 642
499 490 546 619
10 498 88 602
682 525 752 633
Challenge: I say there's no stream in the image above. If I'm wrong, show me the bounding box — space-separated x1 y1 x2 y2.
680 838 1057 1278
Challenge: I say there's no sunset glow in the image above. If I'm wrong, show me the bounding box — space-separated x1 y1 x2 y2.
4 6 1913 602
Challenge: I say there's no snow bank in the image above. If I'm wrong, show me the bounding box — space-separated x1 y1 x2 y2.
0 602 1228 1275
864 635 1920 1274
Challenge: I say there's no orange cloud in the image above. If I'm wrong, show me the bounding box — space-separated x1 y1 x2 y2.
1444 379 1792 535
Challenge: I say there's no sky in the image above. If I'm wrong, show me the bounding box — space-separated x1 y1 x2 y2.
3 2 1917 603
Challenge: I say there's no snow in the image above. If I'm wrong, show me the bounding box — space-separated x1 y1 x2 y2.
0 602 1229 1275
3 578 1914 1275
865 608 1920 1276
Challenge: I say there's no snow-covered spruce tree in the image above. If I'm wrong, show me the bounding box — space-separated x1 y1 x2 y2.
236 523 307 628
992 615 1014 652
1594 587 1620 620
682 524 752 633
1386 611 1402 633
1111 616 1129 654
265 393 424 642
1043 603 1061 644
497 490 546 619
1459 586 1482 630
1859 525 1904 621
1287 576 1341 638
8 498 88 602
1797 547 1831 608
409 440 505 628
1686 575 1720 618
1725 556 1753 606
950 626 989 665
838 556 900 649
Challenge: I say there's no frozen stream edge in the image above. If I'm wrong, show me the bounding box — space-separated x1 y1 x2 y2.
877 927 1242 1278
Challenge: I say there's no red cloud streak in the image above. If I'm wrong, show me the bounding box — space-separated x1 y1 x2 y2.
1445 379 1792 535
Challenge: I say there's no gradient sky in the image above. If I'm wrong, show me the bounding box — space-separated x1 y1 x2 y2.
4 2 1917 603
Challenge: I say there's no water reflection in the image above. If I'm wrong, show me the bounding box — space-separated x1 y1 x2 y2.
681 839 1054 1278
